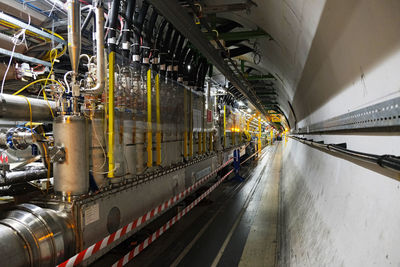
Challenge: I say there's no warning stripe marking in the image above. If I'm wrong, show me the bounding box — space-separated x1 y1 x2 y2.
57 158 233 267
111 169 234 267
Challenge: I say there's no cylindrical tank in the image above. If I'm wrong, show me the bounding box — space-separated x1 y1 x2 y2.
54 115 89 196
89 110 107 188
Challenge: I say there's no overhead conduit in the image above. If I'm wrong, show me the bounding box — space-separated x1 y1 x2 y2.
142 8 158 67
132 1 150 71
159 23 174 76
121 0 135 64
166 30 181 78
152 19 168 71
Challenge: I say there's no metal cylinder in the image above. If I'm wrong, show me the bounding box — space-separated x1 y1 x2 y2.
0 168 48 186
54 115 89 196
90 110 107 188
67 0 81 76
0 94 55 121
82 4 105 95
0 203 76 267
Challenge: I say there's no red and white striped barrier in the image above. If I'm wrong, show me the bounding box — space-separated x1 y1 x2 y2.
111 149 262 266
112 169 234 267
57 158 233 267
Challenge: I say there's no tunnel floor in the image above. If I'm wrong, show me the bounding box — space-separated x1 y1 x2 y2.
101 144 283 267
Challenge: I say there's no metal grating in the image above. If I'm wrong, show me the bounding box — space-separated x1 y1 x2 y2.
295 96 400 134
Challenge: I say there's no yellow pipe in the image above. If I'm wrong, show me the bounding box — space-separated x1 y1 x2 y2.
258 116 262 155
202 131 206 153
107 51 115 178
183 88 188 158
147 69 153 167
270 129 274 145
156 74 161 165
223 105 226 148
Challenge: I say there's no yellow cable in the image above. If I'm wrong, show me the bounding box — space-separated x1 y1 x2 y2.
41 29 66 60
41 143 51 193
19 95 33 132
18 96 49 190
41 48 58 118
13 49 64 118
0 20 65 54
42 90 54 118
0 21 65 52
13 78 64 95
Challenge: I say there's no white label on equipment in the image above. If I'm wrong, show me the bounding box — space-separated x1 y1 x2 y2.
84 203 99 226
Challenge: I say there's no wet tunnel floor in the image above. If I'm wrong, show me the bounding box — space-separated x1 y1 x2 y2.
97 144 282 267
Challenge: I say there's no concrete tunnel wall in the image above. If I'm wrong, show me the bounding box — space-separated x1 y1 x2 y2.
202 0 400 264
281 137 400 266
279 1 400 266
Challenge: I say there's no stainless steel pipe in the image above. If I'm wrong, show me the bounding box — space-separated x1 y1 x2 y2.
66 0 81 77
0 94 55 121
82 3 105 95
0 203 75 266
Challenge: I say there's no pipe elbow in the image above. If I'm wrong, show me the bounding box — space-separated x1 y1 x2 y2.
82 5 105 96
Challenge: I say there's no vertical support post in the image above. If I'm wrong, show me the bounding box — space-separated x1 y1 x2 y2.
258 116 261 156
202 94 206 154
156 74 161 165
223 105 226 148
107 51 115 178
183 88 188 158
270 129 274 145
189 91 193 157
202 130 206 153
147 69 153 167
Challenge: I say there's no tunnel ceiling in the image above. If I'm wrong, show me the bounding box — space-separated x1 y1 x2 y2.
168 0 323 128
194 0 325 128
0 0 327 130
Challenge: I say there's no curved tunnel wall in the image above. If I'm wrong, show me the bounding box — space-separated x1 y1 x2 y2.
281 138 400 266
292 0 400 127
277 1 400 265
